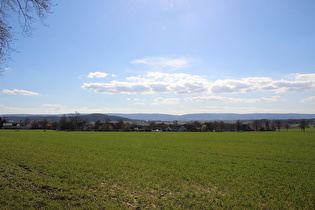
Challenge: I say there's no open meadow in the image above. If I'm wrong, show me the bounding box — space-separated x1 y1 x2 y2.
0 129 314 209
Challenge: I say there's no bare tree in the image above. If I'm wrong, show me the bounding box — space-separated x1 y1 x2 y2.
59 114 68 131
265 119 270 131
0 0 53 70
117 119 124 130
94 120 102 131
252 120 260 131
284 121 290 132
104 117 111 131
299 119 308 132
235 120 242 131
274 120 282 132
271 120 276 131
149 121 157 131
213 121 219 132
219 121 225 132
205 122 213 132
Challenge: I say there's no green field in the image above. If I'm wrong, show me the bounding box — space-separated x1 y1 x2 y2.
0 130 314 209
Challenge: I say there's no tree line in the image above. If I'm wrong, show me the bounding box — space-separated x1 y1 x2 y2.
0 114 311 132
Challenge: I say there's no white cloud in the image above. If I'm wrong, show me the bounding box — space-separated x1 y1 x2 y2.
206 74 315 94
134 98 146 101
82 72 208 94
152 98 180 105
184 96 281 103
87 72 109 78
0 105 56 114
294 73 315 82
134 102 146 105
203 106 287 113
210 76 315 93
82 72 315 95
126 98 146 105
74 106 133 114
4 67 11 71
300 96 315 103
131 57 190 70
82 81 152 94
0 104 136 115
42 104 66 110
2 89 39 96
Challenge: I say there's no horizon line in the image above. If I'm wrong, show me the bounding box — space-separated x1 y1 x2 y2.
1 112 315 116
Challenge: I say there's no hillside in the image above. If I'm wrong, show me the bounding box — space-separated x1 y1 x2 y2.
111 113 315 121
1 113 314 123
0 113 135 123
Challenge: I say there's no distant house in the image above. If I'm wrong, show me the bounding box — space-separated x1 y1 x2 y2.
178 126 186 132
22 123 32 129
165 127 172 132
2 123 13 129
2 123 22 129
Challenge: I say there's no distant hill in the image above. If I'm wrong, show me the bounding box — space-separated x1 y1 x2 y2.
111 113 315 121
1 113 314 123
0 113 136 123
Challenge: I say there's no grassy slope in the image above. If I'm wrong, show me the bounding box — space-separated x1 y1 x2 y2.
0 130 314 209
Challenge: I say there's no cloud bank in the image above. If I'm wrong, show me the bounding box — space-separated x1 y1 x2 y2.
184 96 281 103
82 73 315 95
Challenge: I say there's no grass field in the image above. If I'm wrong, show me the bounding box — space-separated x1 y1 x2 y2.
0 130 314 209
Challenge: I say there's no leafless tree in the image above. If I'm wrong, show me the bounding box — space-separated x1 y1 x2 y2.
271 121 276 131
284 121 290 132
252 120 260 131
265 119 270 131
235 120 242 131
299 119 308 132
275 120 282 132
0 0 53 70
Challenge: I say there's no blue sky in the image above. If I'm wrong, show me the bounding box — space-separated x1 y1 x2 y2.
1 0 314 115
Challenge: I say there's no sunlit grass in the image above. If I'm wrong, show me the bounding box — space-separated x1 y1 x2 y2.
1 130 314 208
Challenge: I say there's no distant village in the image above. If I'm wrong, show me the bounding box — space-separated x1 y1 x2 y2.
0 114 312 132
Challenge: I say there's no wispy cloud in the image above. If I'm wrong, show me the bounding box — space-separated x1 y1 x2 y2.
203 106 288 114
2 89 39 96
42 104 66 111
300 96 315 103
152 98 180 105
134 102 146 105
87 72 109 78
4 67 11 71
82 72 315 95
0 105 133 115
127 98 146 105
184 96 281 103
132 57 190 70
